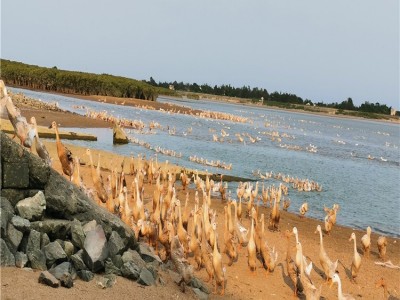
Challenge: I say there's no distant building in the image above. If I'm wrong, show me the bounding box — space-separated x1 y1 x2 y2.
169 85 175 90
390 108 397 116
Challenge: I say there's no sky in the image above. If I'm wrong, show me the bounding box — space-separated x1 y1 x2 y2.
1 0 399 109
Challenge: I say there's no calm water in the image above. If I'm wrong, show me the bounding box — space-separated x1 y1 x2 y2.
11 88 400 237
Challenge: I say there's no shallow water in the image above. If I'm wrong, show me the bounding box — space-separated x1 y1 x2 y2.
11 88 400 237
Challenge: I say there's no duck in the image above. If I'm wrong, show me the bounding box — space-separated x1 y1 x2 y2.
200 221 214 283
301 261 323 300
223 206 238 266
212 229 226 296
299 202 308 218
158 221 170 260
48 121 74 180
86 148 108 203
282 198 290 211
4 95 35 149
182 193 190 231
331 273 355 300
377 236 388 261
237 196 243 221
315 225 338 282
260 239 278 274
176 199 189 253
324 215 334 235
231 200 249 248
361 226 372 258
269 195 280 231
30 117 51 166
247 217 257 274
188 209 202 270
349 232 362 283
284 230 301 297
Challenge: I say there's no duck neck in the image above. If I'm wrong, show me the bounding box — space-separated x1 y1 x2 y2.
54 125 60 142
337 277 343 299
319 229 323 249
353 238 357 254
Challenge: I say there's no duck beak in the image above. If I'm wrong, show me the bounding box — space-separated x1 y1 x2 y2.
329 281 333 289
348 237 352 242
48 124 52 129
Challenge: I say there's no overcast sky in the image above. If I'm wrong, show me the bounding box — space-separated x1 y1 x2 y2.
1 0 399 108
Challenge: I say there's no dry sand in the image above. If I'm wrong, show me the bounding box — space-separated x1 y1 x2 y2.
1 94 400 300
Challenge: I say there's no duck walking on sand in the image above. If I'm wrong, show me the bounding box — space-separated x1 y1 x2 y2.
50 121 74 180
361 226 372 258
349 232 362 283
30 117 51 166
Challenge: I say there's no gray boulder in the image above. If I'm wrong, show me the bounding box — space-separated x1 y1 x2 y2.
121 261 140 280
0 238 15 266
64 241 75 257
11 215 31 233
70 250 88 271
28 249 47 270
0 197 14 237
38 271 59 288
49 262 72 280
6 223 23 253
82 224 108 272
28 150 51 189
43 241 67 266
1 189 41 208
15 251 28 268
26 229 41 254
30 219 71 241
60 273 74 288
137 242 162 263
16 191 46 221
191 277 210 294
107 231 127 257
82 220 97 234
71 219 85 249
192 288 209 300
105 258 122 276
138 268 155 286
121 249 146 269
97 274 117 289
41 233 50 249
77 270 94 282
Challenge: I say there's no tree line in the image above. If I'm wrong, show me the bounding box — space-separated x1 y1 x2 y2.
0 59 174 101
147 77 394 115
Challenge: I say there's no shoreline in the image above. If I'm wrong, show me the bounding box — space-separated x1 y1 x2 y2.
9 84 400 125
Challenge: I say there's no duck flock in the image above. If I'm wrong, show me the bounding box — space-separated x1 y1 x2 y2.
1 80 396 299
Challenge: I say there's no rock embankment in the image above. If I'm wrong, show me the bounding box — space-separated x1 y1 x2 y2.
0 131 209 299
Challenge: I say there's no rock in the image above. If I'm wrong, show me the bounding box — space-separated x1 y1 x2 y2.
105 258 122 276
121 249 146 269
49 262 72 280
70 250 88 271
146 261 159 279
2 161 29 188
0 197 14 237
97 274 117 289
77 270 94 282
168 270 183 285
192 288 209 300
82 220 97 234
71 219 85 249
107 231 127 257
41 233 50 249
60 273 74 288
111 254 124 269
82 224 108 272
138 268 155 286
55 239 65 248
191 277 210 294
15 191 46 221
1 189 42 207
113 124 129 144
121 261 140 280
6 223 23 253
29 151 50 189
26 229 41 254
15 252 28 268
11 215 30 233
0 238 15 266
64 241 75 257
38 271 59 288
43 241 67 266
30 219 71 241
137 242 162 263
28 249 47 270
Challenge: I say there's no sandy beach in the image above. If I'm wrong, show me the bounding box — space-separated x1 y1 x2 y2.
1 92 400 300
